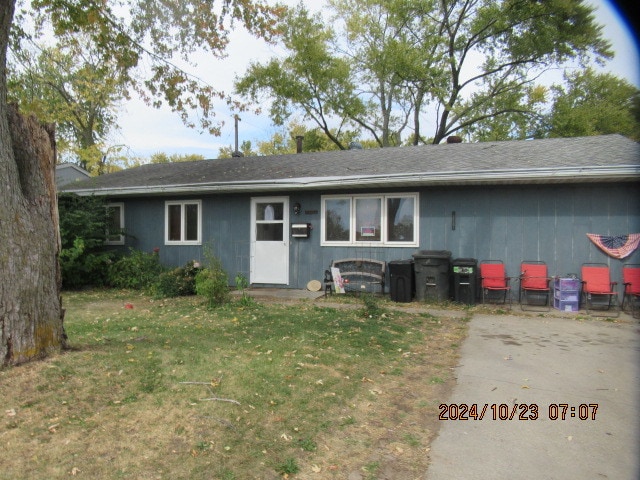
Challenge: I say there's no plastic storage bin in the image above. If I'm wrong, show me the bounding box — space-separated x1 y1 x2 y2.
412 250 451 302
388 260 414 303
554 277 580 312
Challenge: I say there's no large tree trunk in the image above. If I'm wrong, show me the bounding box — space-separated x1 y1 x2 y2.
1 0 66 366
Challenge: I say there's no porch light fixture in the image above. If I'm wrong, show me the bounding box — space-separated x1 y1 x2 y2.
293 202 301 215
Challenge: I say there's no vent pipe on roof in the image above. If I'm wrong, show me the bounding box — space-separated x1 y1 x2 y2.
232 115 244 157
446 135 462 144
296 135 304 154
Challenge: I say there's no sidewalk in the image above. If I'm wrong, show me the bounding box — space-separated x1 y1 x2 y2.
425 313 640 480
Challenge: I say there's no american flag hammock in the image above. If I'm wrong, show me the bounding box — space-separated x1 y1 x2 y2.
586 233 640 259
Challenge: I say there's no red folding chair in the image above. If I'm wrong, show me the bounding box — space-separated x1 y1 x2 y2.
622 264 640 318
519 261 551 311
580 263 619 317
480 260 511 307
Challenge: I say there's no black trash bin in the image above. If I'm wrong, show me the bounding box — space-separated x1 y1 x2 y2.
412 250 451 302
389 260 414 303
452 258 477 305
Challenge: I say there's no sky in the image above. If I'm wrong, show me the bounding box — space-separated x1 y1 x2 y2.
113 0 640 160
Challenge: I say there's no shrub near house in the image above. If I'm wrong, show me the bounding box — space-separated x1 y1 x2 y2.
58 193 113 289
153 261 201 298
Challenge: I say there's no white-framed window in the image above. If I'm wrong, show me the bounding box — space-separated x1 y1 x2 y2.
321 193 419 247
165 200 202 245
105 202 125 245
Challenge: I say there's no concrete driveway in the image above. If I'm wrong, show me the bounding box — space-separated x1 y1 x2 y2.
425 313 640 480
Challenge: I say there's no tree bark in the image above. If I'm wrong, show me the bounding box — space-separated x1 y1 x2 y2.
1 0 67 366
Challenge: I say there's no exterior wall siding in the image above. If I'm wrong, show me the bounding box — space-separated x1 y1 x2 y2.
113 182 640 297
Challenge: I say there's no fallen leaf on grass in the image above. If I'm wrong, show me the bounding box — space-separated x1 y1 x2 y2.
311 465 321 473
5 409 16 417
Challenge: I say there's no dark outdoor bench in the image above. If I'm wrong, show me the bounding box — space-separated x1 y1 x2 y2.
324 259 386 296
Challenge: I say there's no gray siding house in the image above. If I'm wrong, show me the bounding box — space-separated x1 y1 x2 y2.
55 163 91 189
62 134 640 297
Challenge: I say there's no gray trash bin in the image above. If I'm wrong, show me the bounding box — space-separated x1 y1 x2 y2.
412 250 451 302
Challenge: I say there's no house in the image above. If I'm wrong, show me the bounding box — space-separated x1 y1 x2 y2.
61 134 640 297
55 163 91 189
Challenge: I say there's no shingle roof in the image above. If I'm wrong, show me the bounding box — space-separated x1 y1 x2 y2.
62 134 640 197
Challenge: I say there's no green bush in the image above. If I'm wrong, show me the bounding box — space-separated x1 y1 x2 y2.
153 261 201 298
107 249 167 290
59 237 115 289
58 193 114 289
195 251 230 307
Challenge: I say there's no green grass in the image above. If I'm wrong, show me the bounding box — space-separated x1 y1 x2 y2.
0 289 468 479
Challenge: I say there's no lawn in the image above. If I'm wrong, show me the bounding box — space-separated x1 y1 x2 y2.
0 290 469 479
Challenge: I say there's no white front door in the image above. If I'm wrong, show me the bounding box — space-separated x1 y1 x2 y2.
250 197 289 284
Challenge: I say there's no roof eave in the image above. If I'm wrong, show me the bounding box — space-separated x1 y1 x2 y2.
64 165 640 197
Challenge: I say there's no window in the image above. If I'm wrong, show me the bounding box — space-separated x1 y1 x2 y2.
105 203 124 245
255 202 284 241
386 196 416 243
355 197 381 242
321 193 418 246
165 200 201 245
324 197 351 242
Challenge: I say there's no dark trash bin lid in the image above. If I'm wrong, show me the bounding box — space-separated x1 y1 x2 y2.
389 259 414 265
452 258 477 266
412 250 451 259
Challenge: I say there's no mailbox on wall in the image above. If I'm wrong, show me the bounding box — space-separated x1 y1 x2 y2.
291 223 312 238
